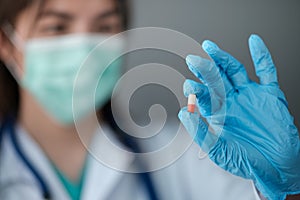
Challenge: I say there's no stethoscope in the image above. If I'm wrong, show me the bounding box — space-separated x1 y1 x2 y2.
0 117 158 200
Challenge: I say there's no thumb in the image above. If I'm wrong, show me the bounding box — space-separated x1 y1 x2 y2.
178 107 218 153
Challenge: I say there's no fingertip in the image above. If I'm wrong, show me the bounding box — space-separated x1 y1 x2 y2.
186 54 211 72
183 79 196 97
202 40 219 55
178 107 188 120
249 34 261 41
186 55 218 85
186 55 204 79
183 79 206 97
178 107 200 128
186 54 201 66
178 107 201 140
183 80 192 97
249 34 266 50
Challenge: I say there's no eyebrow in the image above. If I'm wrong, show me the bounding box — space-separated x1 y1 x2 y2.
38 10 74 20
38 8 120 21
93 8 121 21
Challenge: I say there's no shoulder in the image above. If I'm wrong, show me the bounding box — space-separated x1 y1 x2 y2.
0 124 22 179
0 123 43 199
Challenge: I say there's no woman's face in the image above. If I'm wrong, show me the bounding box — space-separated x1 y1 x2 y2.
2 0 123 71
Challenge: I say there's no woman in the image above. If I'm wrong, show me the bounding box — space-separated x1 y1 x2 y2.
0 0 299 199
0 0 151 199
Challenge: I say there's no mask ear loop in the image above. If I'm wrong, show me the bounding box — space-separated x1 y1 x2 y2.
1 22 25 84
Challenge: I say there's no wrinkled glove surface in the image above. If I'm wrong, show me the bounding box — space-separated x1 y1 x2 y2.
178 35 300 200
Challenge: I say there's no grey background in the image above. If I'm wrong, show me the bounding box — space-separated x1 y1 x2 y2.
124 0 300 127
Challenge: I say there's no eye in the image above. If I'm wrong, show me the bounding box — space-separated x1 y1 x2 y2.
95 23 122 34
97 25 114 33
35 19 69 36
40 24 67 34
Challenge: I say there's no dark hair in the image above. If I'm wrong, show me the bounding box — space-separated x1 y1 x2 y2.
0 0 34 120
0 0 130 120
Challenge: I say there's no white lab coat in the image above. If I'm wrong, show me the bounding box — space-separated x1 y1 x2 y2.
0 123 261 200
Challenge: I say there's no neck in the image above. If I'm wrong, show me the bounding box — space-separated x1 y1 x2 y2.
19 89 96 182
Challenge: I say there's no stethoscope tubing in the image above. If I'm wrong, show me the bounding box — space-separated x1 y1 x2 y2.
0 119 51 200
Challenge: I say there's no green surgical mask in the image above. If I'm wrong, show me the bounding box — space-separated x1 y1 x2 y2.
22 34 124 124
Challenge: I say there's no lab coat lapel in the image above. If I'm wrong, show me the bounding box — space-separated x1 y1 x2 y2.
80 126 135 200
16 124 70 199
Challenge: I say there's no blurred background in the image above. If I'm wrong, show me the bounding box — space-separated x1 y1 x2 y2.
121 0 300 128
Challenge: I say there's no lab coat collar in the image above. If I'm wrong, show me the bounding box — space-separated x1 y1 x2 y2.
81 125 135 199
16 123 135 200
15 124 70 199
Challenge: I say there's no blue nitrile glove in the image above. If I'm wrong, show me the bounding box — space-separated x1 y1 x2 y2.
178 34 300 200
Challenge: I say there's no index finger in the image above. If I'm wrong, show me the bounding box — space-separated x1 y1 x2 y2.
186 55 228 99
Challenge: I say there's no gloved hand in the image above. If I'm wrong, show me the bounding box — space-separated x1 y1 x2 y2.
178 34 300 200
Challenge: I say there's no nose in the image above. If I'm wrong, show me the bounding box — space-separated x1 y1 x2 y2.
71 18 93 34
